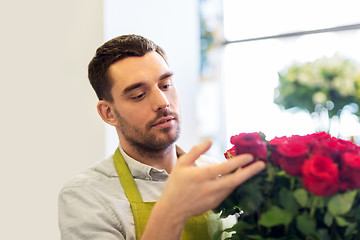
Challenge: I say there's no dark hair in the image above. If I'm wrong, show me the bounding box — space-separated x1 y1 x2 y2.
88 34 167 102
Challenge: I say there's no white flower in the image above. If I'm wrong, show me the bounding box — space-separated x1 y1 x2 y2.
312 91 327 105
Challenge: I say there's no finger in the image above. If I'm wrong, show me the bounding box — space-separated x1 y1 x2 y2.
201 161 265 209
178 139 212 167
205 154 254 177
214 160 266 190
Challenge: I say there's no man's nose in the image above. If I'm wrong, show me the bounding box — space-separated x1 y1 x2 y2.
151 88 170 111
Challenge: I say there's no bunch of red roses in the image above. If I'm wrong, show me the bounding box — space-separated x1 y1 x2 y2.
225 132 360 196
215 132 360 239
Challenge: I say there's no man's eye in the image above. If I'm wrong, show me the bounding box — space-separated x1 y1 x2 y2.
161 83 173 90
131 92 146 100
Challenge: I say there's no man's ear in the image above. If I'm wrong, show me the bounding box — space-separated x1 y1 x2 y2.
97 100 118 127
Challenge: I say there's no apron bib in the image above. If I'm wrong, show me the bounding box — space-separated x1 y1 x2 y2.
113 148 219 240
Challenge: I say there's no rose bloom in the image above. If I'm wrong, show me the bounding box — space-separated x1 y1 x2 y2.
287 134 313 146
302 156 339 196
311 137 359 162
275 141 309 176
339 152 360 190
224 146 236 159
300 132 331 147
269 136 289 166
230 132 267 161
269 136 289 146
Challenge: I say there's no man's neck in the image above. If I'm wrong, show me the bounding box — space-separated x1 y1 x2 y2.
119 141 178 174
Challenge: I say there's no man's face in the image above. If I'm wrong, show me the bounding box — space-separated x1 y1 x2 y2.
108 51 180 152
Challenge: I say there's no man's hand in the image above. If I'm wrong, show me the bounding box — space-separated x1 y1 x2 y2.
141 139 265 240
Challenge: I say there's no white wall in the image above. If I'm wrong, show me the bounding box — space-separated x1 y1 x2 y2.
0 0 200 239
103 0 201 154
0 1 104 239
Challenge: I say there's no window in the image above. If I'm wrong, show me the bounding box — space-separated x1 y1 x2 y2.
200 0 360 157
223 30 360 141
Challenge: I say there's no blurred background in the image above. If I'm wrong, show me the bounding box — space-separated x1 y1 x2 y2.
1 0 360 239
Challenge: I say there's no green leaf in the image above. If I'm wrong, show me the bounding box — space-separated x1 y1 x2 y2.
335 216 350 227
324 211 333 227
328 190 357 216
246 235 264 240
296 212 316 235
213 229 224 240
317 229 331 240
233 220 256 231
344 223 358 236
224 234 241 240
234 175 264 215
258 206 293 227
293 188 308 207
279 188 299 214
355 203 360 222
222 218 256 239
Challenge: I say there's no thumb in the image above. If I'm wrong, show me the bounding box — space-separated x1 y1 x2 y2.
178 139 212 167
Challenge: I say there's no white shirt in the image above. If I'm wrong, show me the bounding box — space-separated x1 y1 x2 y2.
58 146 235 240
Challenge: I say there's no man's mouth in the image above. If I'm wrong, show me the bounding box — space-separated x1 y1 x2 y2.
152 116 175 127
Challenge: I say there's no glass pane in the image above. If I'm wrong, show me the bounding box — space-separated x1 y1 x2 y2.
223 29 360 143
223 0 360 41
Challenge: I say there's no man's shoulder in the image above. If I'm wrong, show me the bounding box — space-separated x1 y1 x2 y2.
61 155 117 190
58 155 130 240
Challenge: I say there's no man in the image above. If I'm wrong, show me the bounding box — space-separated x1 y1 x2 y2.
58 34 265 240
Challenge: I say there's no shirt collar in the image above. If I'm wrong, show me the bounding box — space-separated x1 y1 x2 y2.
118 144 170 181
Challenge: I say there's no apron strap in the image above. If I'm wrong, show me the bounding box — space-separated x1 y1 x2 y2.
113 148 143 203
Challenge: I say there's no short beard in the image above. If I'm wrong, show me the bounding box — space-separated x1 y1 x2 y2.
114 108 180 156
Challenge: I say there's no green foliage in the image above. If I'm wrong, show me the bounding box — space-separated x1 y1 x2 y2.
293 188 308 207
327 190 357 216
214 163 360 240
296 212 316 235
258 206 293 227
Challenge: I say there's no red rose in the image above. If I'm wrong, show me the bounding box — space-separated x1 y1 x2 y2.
301 132 331 147
302 156 339 196
275 141 309 176
287 134 313 146
311 138 342 161
285 132 331 150
312 137 359 162
269 136 289 146
230 132 268 161
339 152 360 190
224 146 236 159
269 136 289 166
307 131 331 140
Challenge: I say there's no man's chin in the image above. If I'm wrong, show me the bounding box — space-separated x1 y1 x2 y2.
142 124 180 150
135 138 176 152
156 134 179 147
161 127 180 142
151 133 179 150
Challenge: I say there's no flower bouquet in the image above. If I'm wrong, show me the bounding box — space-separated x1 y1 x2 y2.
274 54 360 119
214 132 360 240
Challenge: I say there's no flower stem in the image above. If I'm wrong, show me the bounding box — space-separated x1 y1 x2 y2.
310 196 319 218
290 177 295 190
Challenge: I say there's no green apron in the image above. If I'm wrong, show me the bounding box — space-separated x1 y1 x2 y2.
113 148 219 240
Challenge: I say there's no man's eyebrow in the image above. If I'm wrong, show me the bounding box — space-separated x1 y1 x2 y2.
160 71 174 80
122 83 144 95
122 72 173 95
